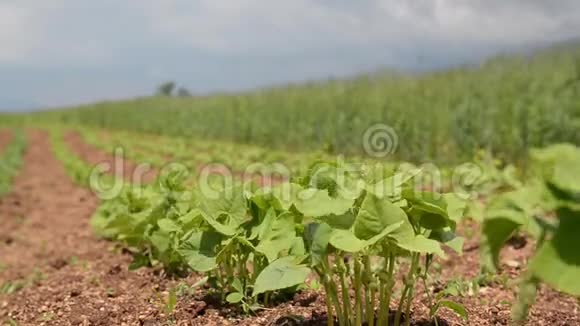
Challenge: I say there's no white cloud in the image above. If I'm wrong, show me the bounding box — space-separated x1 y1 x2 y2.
1 0 580 109
139 0 357 53
1 0 580 65
0 1 121 66
0 3 39 63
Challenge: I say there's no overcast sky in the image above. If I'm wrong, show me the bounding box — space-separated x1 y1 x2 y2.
1 1 580 111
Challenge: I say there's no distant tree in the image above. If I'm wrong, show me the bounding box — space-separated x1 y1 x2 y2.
176 87 192 97
157 81 176 96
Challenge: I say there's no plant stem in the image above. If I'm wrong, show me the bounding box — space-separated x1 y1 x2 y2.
329 279 346 326
321 258 345 326
237 254 245 286
378 280 386 326
216 269 227 301
512 273 538 324
421 257 437 324
394 287 409 326
353 255 363 326
384 253 396 326
338 255 352 325
364 255 375 326
251 254 263 283
395 253 419 326
512 225 547 324
403 254 420 326
225 254 235 285
324 286 335 326
421 277 435 319
378 252 395 326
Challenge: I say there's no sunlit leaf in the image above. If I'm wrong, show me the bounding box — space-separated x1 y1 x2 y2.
354 192 412 240
252 257 310 296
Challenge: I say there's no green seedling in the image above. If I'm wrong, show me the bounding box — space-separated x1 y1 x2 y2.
480 144 580 323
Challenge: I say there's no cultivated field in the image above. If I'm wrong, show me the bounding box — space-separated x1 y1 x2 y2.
0 47 579 326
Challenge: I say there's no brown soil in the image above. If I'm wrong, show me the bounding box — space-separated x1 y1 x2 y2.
409 221 580 326
64 131 158 184
0 131 174 326
0 131 578 326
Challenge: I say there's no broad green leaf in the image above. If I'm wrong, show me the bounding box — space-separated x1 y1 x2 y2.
232 278 243 293
149 231 171 253
353 192 411 240
416 212 449 230
250 183 301 211
467 201 485 222
443 193 467 223
429 229 464 255
199 184 248 229
445 236 465 255
252 256 310 296
329 230 368 252
256 211 297 262
270 183 304 211
226 292 244 303
550 153 580 196
294 188 354 217
317 210 356 229
396 235 445 257
479 184 545 272
255 208 276 240
302 163 364 198
329 221 403 252
532 144 580 197
157 218 181 233
289 236 306 256
304 223 332 267
102 213 138 237
199 211 238 236
404 191 449 218
495 184 545 216
178 231 222 272
91 211 115 238
366 171 419 199
528 208 580 296
480 208 525 272
248 191 271 211
436 300 468 320
404 191 458 230
178 209 201 225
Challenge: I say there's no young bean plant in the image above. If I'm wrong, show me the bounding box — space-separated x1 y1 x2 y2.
481 143 580 324
92 160 470 325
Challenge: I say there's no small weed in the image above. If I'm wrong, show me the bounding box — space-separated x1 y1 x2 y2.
5 318 18 326
307 279 321 291
39 312 55 322
89 275 101 286
106 288 117 297
164 288 177 315
0 280 25 294
29 269 46 286
174 282 192 297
